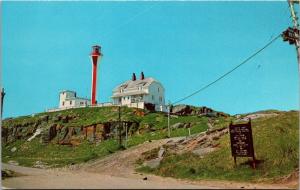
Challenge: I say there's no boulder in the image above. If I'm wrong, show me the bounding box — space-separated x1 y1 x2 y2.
8 160 19 166
58 127 79 145
41 124 57 143
171 123 184 129
2 169 18 179
183 123 191 128
139 123 153 134
10 147 17 152
192 147 216 156
158 147 165 158
61 116 69 123
143 158 162 169
34 161 49 169
171 105 192 115
52 114 62 122
39 115 49 122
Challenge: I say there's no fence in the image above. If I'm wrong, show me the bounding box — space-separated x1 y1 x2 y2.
47 102 114 112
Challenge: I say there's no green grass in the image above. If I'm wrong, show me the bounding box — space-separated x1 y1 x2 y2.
137 111 299 182
2 138 120 167
2 123 208 167
1 106 224 167
2 106 143 129
127 121 208 147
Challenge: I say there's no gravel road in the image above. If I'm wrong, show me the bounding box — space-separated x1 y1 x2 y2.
2 138 294 189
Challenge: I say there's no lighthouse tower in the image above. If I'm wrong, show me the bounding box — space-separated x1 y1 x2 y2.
90 45 102 105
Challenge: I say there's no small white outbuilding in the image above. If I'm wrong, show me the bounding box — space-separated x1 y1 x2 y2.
59 90 91 109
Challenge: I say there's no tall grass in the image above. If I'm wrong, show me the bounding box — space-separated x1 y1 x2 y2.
138 111 299 182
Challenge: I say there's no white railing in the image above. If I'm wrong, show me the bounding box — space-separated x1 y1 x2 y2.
46 102 114 112
47 102 167 113
126 102 145 109
89 102 113 107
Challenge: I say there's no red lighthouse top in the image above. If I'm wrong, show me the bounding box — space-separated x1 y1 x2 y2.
91 45 102 57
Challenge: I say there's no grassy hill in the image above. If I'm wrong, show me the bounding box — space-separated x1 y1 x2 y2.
2 106 223 167
137 111 299 182
2 107 298 183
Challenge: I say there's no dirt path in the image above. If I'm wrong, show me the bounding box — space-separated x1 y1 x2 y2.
77 137 184 177
2 163 213 189
2 137 295 189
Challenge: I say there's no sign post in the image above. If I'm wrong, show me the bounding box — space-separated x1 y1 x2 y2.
1 88 5 118
229 119 256 169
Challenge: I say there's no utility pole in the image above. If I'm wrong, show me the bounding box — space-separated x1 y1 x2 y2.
282 0 300 66
118 106 122 148
1 88 5 118
283 0 300 128
125 123 128 148
167 101 171 138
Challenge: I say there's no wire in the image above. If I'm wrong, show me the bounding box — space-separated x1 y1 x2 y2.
101 4 157 42
172 33 282 105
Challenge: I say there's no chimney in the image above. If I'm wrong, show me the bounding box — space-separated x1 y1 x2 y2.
140 71 145 80
132 73 136 81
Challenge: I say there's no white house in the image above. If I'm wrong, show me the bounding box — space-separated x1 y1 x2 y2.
59 90 91 109
111 72 166 112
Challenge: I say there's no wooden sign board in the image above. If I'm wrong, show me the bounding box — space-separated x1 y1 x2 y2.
229 119 256 168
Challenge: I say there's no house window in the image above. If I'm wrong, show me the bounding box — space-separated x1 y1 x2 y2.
70 100 72 105
159 96 162 102
152 95 154 100
62 101 65 106
119 98 121 103
127 96 130 100
158 88 159 92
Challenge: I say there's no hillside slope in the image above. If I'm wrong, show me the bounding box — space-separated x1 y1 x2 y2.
2 106 228 167
137 111 299 183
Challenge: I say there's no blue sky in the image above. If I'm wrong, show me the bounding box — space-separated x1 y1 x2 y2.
2 1 299 118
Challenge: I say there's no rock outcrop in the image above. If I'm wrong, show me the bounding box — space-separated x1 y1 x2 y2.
2 113 140 146
171 104 229 117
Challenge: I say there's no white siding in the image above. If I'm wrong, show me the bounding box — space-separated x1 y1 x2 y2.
59 91 90 109
111 80 166 112
147 82 165 111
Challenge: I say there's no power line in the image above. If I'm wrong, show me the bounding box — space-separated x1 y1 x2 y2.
172 33 282 105
101 4 157 42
